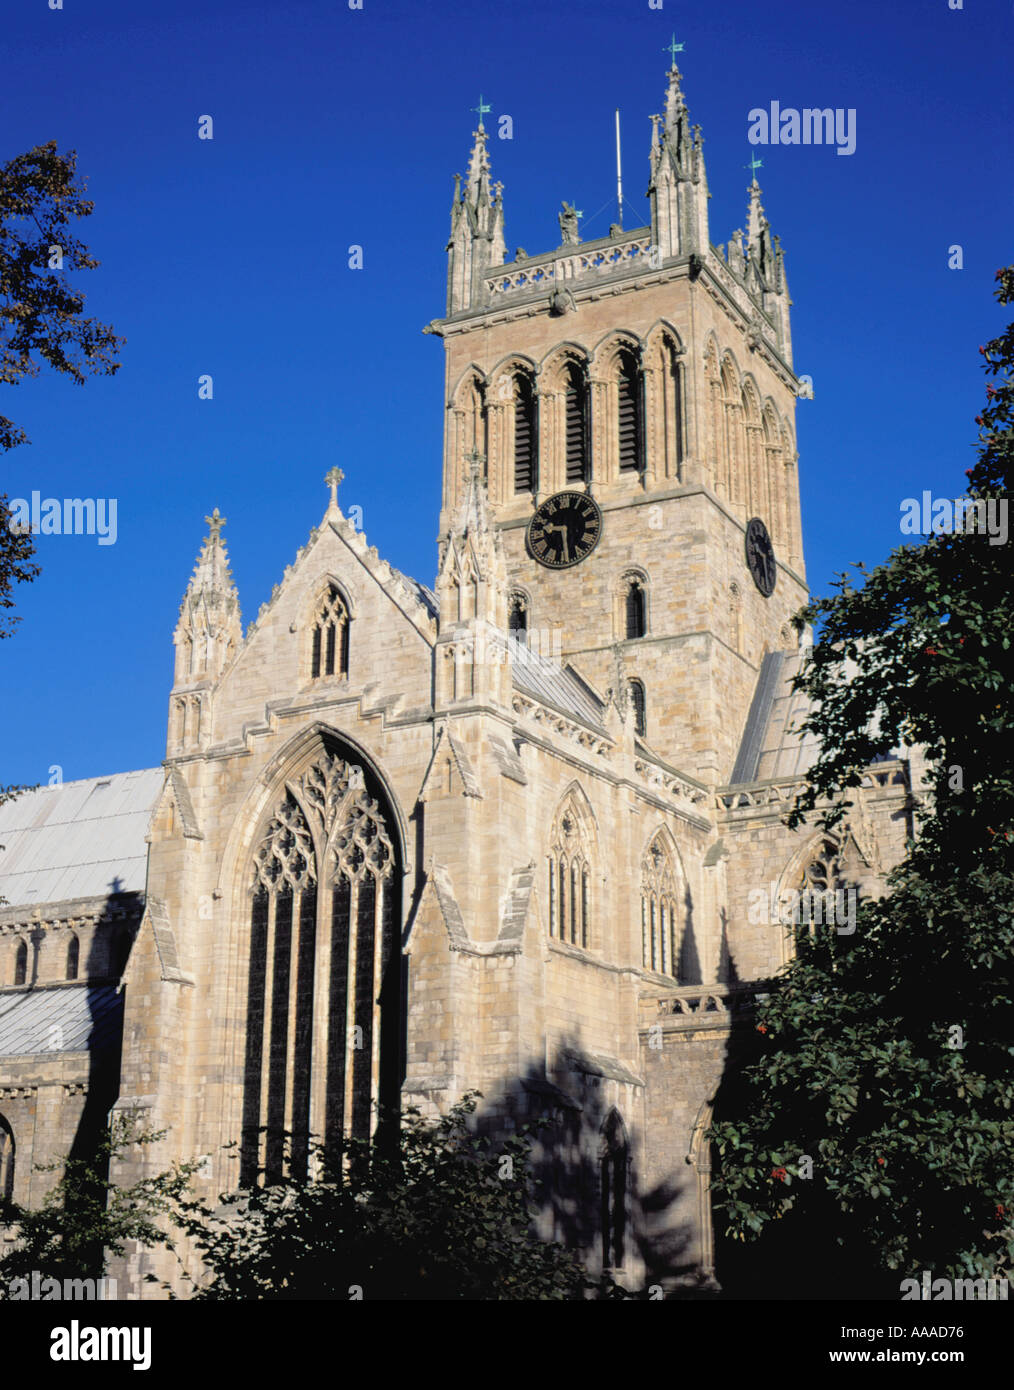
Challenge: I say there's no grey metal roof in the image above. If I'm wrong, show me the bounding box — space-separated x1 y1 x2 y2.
510 640 607 730
730 649 821 784
0 768 163 908
0 984 123 1056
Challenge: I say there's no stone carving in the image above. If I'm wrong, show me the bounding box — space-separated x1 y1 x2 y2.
253 794 316 891
253 755 394 890
558 201 581 246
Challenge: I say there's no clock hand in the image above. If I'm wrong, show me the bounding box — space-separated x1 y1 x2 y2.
552 523 570 563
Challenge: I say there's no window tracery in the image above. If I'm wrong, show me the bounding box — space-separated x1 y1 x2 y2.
243 749 400 1186
310 586 350 680
640 833 680 977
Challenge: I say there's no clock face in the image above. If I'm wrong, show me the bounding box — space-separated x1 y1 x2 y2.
745 517 777 597
526 491 603 569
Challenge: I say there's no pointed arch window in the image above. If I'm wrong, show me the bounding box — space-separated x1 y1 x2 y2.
628 679 647 738
311 586 351 680
242 749 402 1187
641 834 680 977
13 939 27 987
563 362 588 484
0 1116 14 1209
781 837 856 954
508 591 529 649
547 796 594 948
513 372 538 494
66 933 80 981
625 579 646 640
617 349 642 474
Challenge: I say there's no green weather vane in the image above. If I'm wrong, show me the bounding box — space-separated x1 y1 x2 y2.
472 94 491 127
663 34 685 65
745 156 764 180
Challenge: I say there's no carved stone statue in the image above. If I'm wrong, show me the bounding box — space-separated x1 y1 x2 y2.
558 201 581 246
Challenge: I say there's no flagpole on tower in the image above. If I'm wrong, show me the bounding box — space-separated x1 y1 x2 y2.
615 108 623 229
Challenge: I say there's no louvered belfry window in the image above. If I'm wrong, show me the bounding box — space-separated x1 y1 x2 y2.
513 374 538 494
242 749 401 1186
617 350 641 473
564 363 588 484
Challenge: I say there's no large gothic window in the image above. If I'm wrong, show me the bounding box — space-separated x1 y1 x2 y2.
616 350 641 473
311 586 350 680
0 1116 14 1209
772 834 867 969
641 833 680 977
547 791 594 948
600 1110 628 1270
563 362 588 484
513 373 538 494
242 747 401 1186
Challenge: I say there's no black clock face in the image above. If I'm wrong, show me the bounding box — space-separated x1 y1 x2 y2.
745 517 776 596
526 492 603 569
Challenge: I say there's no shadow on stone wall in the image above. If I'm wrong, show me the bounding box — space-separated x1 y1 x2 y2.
470 1037 697 1297
64 884 140 1272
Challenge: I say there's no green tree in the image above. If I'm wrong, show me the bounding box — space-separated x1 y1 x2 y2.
1 140 123 453
169 1094 612 1300
708 267 1014 1293
0 493 39 641
0 1116 200 1296
1 142 123 639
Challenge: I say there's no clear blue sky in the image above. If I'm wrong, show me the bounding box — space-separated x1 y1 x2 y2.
1 0 1010 785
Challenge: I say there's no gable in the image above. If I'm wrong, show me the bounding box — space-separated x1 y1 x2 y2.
209 509 437 738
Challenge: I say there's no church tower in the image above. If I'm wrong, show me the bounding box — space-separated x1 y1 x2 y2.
430 64 808 783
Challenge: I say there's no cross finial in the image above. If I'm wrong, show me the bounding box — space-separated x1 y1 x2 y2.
325 467 344 507
204 507 226 540
472 94 491 129
745 155 764 182
663 34 685 66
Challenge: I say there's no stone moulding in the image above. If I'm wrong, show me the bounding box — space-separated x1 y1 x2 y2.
511 693 613 757
484 229 654 303
715 760 908 813
641 982 763 1032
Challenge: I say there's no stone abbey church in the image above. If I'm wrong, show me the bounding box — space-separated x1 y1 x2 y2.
0 64 916 1296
